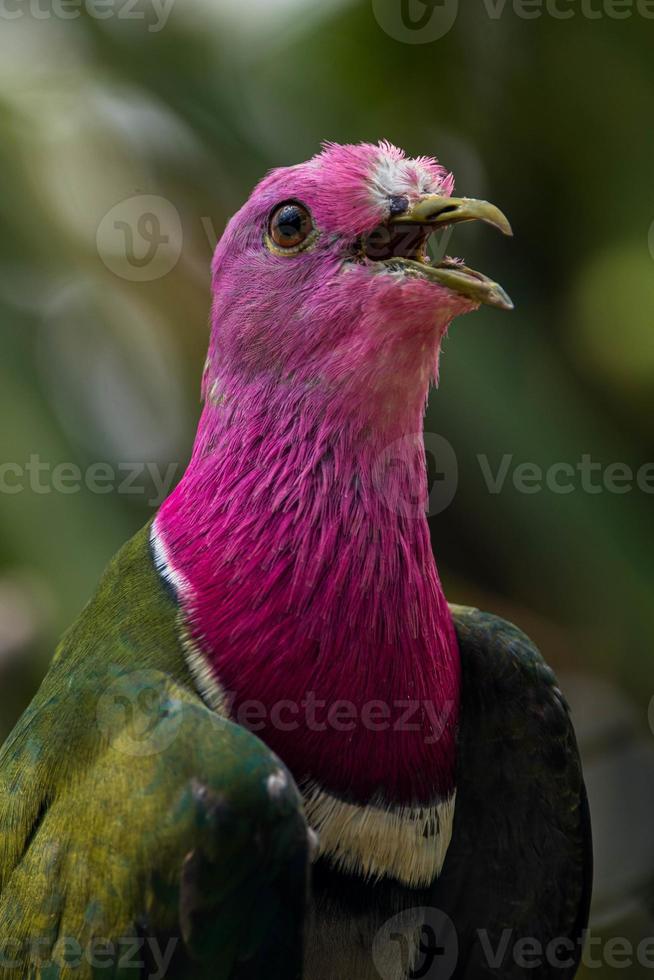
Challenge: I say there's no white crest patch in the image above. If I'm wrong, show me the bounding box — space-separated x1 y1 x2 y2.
369 153 442 210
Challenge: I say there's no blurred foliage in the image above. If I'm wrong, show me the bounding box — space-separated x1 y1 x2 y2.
0 0 653 973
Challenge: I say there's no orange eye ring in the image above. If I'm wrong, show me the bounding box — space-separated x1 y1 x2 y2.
268 201 315 251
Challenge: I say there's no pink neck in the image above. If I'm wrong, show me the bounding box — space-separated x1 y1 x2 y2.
157 373 460 805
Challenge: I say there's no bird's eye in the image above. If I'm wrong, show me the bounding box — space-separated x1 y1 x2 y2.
268 202 314 250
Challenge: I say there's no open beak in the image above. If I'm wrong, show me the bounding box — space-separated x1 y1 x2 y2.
364 194 514 311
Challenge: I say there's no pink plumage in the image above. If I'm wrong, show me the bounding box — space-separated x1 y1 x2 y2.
156 141 479 806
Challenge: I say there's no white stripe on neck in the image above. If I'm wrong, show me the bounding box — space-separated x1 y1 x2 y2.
150 518 193 601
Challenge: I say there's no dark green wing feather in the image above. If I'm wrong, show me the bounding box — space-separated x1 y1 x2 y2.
429 605 592 979
0 527 309 979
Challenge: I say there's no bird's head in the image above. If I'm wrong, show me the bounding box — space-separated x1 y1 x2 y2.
206 141 512 419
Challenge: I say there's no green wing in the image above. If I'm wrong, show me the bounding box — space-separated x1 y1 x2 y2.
428 605 592 979
0 527 309 979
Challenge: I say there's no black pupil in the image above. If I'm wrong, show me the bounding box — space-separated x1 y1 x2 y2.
276 206 305 240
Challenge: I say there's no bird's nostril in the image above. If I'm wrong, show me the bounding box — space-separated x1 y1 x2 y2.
389 195 410 216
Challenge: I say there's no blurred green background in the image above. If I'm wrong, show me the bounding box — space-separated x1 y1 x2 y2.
0 0 653 974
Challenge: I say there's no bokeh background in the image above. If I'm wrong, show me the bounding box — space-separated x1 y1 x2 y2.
0 0 653 974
